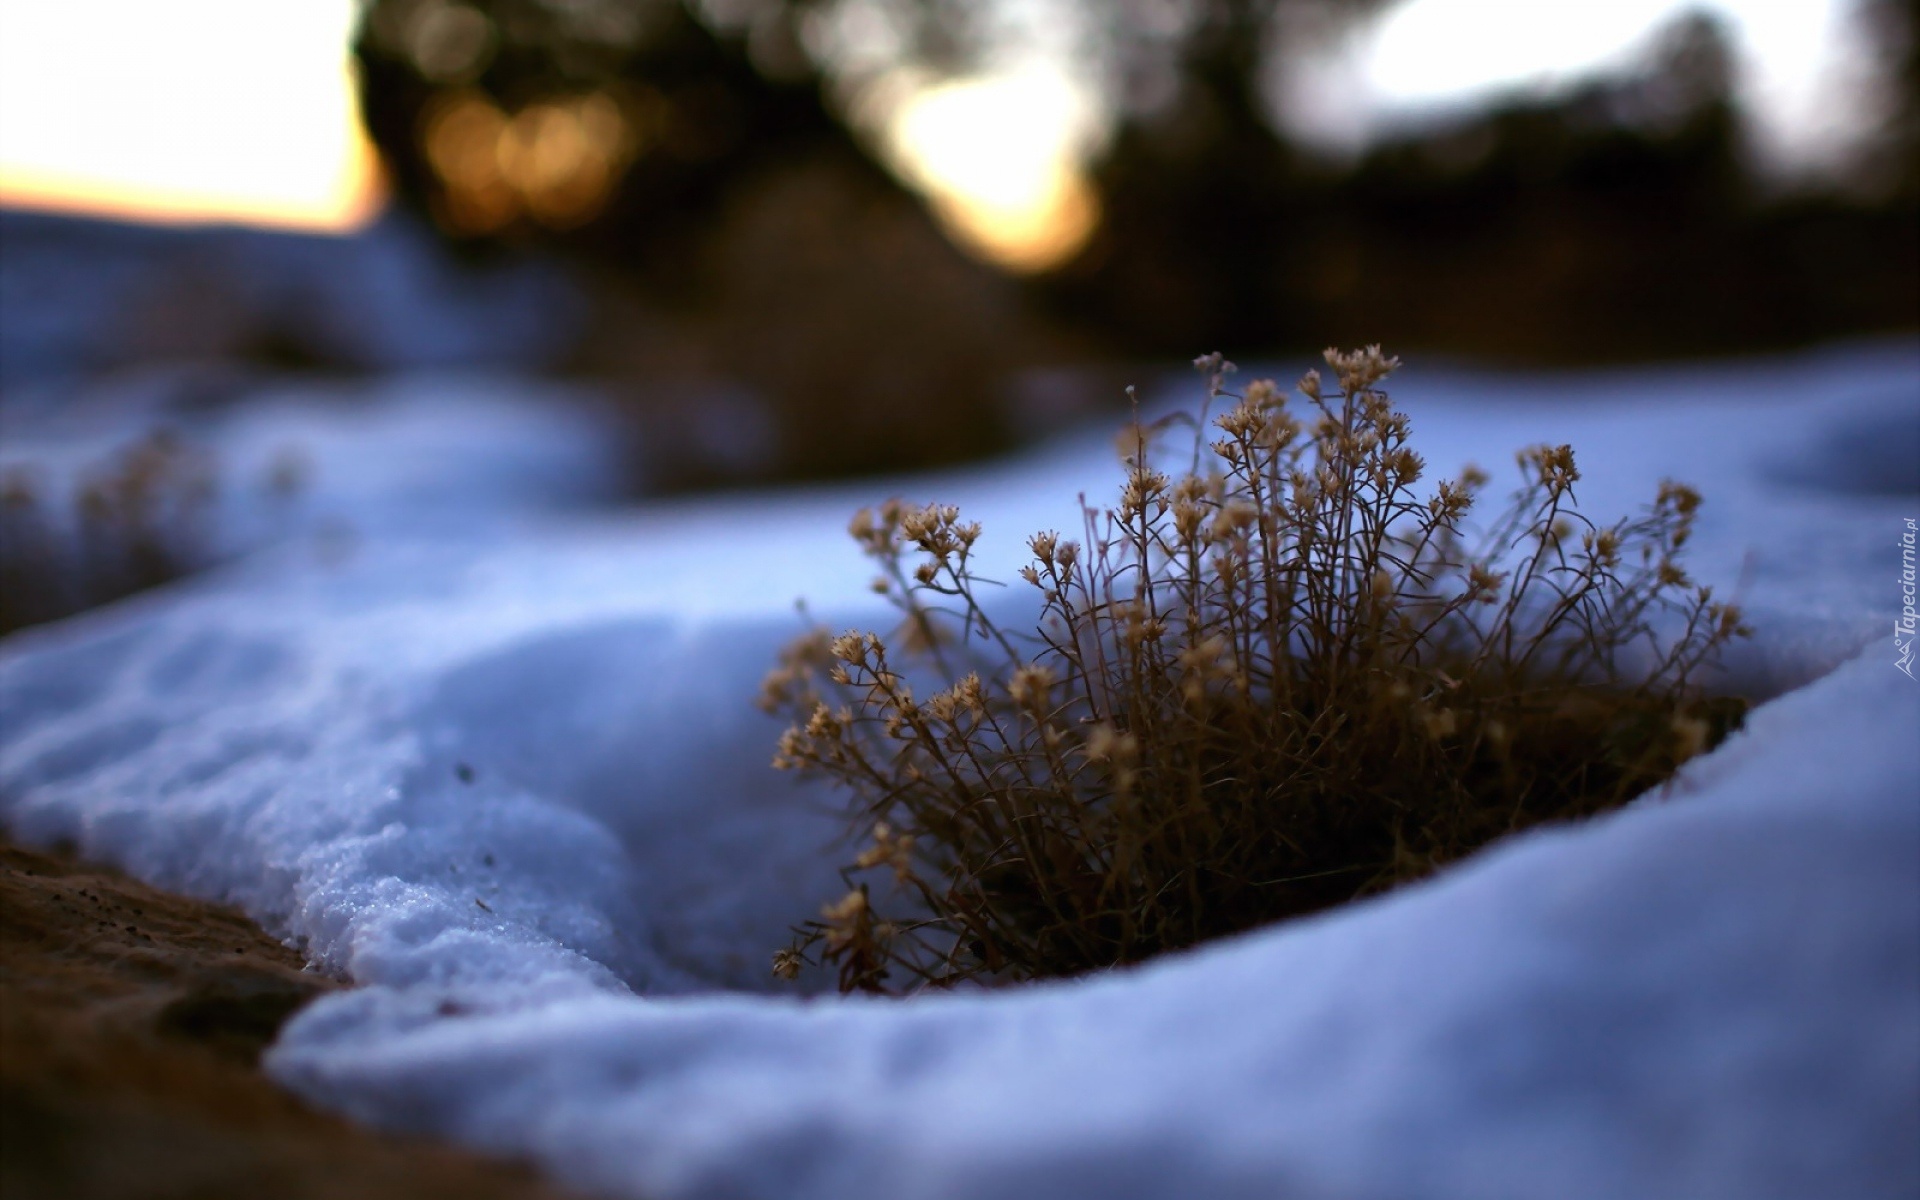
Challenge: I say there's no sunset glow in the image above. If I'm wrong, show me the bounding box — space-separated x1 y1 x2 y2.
0 0 1867 246
0 0 381 232
884 70 1101 275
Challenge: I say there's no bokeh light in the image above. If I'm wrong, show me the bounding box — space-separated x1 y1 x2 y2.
420 89 642 233
883 70 1102 275
0 0 381 231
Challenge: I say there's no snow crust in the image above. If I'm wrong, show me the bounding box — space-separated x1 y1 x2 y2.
1 343 1915 1199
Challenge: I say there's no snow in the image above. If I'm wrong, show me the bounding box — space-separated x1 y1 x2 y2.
0 369 628 557
1 342 1916 1199
0 208 582 387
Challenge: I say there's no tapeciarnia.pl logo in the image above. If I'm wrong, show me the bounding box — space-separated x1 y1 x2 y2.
1898 517 1917 679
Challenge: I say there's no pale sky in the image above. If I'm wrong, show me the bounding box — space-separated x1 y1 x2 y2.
1289 0 1875 169
0 0 379 230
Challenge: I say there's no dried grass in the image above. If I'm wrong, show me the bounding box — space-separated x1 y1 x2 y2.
762 348 1748 993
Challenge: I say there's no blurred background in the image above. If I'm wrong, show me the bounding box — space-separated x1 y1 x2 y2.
1 0 1916 627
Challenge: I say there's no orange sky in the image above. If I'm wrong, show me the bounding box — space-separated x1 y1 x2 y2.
0 0 382 232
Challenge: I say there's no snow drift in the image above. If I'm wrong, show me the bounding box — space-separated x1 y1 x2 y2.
1 343 1915 1199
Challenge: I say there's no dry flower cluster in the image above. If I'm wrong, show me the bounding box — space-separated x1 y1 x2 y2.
0 431 307 636
761 348 1749 993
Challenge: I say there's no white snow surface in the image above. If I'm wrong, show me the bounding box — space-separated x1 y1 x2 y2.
1 343 1916 1199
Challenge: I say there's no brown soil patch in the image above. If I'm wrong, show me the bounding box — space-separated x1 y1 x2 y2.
0 840 585 1200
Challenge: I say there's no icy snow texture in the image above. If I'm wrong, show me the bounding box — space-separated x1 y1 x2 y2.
1 343 1916 1199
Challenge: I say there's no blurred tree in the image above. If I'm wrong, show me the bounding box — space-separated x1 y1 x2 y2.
358 1 859 270
1051 0 1386 351
355 0 1046 481
1859 0 1920 199
1045 5 1917 361
351 0 1412 480
355 0 1916 472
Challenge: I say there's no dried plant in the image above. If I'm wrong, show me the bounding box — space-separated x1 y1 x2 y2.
762 348 1749 993
0 430 305 636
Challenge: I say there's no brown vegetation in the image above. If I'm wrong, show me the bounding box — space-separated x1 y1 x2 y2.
763 348 1748 993
0 431 218 636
